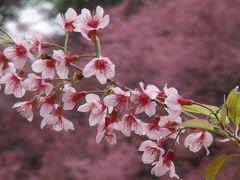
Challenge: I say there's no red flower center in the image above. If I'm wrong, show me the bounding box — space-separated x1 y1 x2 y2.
64 21 74 32
46 59 55 68
117 94 128 104
87 20 99 28
72 92 86 102
163 151 173 166
139 93 150 106
15 45 27 57
149 116 160 130
87 30 97 39
94 59 107 70
46 95 55 105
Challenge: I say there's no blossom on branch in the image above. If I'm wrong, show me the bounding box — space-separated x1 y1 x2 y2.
24 73 53 95
62 83 85 110
138 139 165 164
131 82 159 116
57 8 78 32
74 6 110 40
0 65 26 98
13 100 35 121
3 38 33 69
41 105 74 131
78 94 106 126
31 58 56 79
82 56 115 84
151 151 179 179
184 131 213 155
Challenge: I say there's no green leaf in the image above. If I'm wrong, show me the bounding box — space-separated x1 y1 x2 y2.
183 104 219 118
226 88 240 124
205 155 229 180
178 119 215 132
220 102 228 127
2 39 14 45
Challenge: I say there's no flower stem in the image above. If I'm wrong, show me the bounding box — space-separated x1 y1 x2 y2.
64 31 69 51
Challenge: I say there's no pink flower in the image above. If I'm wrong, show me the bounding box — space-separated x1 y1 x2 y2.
119 110 145 137
39 95 56 117
145 116 170 140
3 38 32 69
31 58 56 79
158 112 182 140
103 87 130 109
53 50 78 79
82 56 115 84
0 66 26 98
25 31 48 54
57 8 78 32
78 94 106 126
0 53 9 76
131 82 159 116
163 85 192 114
151 151 179 179
41 106 74 131
138 139 165 164
74 6 110 40
13 100 36 121
62 83 85 110
184 131 213 155
24 73 53 95
96 110 118 145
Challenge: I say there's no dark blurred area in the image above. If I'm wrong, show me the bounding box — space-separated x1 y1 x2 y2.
1 0 240 179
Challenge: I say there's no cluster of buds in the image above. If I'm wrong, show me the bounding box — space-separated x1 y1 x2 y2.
0 6 221 179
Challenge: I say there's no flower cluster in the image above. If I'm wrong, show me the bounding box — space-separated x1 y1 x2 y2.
0 6 219 179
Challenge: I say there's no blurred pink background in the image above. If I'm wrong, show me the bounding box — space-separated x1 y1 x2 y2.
1 0 240 179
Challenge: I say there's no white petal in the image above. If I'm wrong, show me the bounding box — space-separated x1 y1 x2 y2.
57 13 64 27
63 101 75 110
145 101 156 116
82 60 96 78
65 8 78 21
63 118 74 131
31 60 46 73
138 140 157 151
99 15 110 29
103 94 118 107
86 94 100 102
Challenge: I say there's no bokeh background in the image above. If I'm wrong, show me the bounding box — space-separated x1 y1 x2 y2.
1 0 240 179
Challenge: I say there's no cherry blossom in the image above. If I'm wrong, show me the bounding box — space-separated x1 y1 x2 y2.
103 87 130 110
0 53 8 76
118 110 145 137
151 151 179 179
131 82 159 116
31 58 56 79
184 131 213 155
74 6 110 40
138 139 165 164
145 116 170 140
39 95 56 117
24 73 53 95
82 56 115 84
78 94 106 126
96 110 118 145
163 84 192 115
57 8 78 32
0 65 26 98
13 100 35 121
53 50 78 79
3 38 33 69
62 83 85 110
41 105 74 131
158 112 183 140
25 31 48 55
